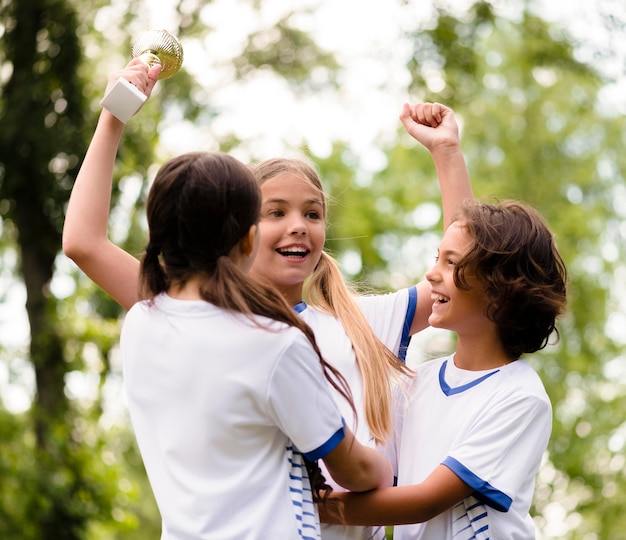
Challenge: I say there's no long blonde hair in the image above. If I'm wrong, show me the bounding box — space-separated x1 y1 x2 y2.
252 157 412 445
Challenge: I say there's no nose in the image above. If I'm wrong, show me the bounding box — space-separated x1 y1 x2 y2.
425 263 439 284
288 214 307 235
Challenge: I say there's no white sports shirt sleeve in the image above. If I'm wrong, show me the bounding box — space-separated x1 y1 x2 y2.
392 357 552 540
121 295 346 540
355 285 417 361
266 334 346 459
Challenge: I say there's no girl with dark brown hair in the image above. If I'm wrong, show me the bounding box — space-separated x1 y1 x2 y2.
66 61 392 540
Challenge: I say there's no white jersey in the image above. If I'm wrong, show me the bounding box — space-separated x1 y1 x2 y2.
120 293 345 540
387 355 552 540
297 286 417 540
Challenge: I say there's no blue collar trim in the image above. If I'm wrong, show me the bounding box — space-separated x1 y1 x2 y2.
439 360 500 396
293 301 308 314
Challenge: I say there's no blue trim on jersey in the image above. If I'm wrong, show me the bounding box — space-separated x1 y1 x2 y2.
286 445 320 539
443 456 512 512
439 360 500 396
398 286 417 362
293 301 308 314
303 424 345 461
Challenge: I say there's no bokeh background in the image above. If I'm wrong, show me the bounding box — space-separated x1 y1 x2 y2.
1 0 625 538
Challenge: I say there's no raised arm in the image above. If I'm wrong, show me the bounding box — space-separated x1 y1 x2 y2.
399 102 473 228
322 425 393 493
400 102 474 335
62 60 160 310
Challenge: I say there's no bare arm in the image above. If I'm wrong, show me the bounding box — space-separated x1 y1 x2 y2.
321 463 473 525
399 102 473 229
62 60 160 310
400 102 474 335
322 425 393 493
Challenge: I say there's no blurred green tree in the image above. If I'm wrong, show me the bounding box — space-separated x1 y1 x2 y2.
1 0 625 538
320 2 626 538
0 0 344 537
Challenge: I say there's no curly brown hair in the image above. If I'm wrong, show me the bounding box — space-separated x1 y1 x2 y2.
452 199 568 359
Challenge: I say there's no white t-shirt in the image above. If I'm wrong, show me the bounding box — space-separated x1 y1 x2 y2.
298 286 417 540
120 293 345 540
387 355 552 540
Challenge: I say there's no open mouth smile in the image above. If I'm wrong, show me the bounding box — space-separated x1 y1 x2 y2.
431 293 450 304
276 246 310 259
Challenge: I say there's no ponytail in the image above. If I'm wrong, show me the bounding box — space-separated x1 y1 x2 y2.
140 245 168 298
307 251 413 445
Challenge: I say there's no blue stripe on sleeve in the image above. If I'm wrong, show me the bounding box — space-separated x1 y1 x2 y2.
302 424 345 461
443 456 512 512
398 285 417 362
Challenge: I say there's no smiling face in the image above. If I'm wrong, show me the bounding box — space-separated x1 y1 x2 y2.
249 172 326 306
425 221 492 337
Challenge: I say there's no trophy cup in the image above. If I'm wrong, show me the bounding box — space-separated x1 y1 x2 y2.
100 29 184 123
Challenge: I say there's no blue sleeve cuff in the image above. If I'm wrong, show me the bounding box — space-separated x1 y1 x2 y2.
303 423 346 461
443 456 512 512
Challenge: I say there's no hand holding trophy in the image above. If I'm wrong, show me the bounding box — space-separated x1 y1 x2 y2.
100 29 183 123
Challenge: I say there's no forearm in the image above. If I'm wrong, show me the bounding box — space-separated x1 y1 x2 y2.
399 102 474 229
323 485 439 526
321 464 473 526
431 143 473 229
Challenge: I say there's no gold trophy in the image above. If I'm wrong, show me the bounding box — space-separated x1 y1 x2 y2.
100 29 184 123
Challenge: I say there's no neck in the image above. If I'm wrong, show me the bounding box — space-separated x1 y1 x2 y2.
167 276 203 300
276 283 304 309
453 334 513 371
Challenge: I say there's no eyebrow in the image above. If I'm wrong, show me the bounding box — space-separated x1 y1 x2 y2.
263 197 324 206
438 248 465 258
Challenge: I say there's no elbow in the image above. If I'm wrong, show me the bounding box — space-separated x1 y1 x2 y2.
332 454 392 493
62 233 82 263
62 230 94 268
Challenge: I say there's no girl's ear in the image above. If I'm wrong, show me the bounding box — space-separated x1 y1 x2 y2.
239 224 258 257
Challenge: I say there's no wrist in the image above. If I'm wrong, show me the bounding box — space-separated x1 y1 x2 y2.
430 143 464 165
98 109 126 132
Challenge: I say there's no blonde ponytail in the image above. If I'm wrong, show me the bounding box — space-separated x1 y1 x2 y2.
253 157 413 444
306 251 412 445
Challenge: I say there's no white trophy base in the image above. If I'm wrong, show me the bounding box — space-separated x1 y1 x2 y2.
100 78 147 123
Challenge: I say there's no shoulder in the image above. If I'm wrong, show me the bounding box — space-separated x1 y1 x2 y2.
354 286 416 312
414 355 448 374
495 360 552 416
410 356 449 388
298 303 342 329
501 360 549 396
124 297 158 323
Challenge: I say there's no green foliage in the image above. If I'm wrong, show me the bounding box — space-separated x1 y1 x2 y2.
234 12 340 92
313 139 444 290
326 3 626 537
0 0 625 538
